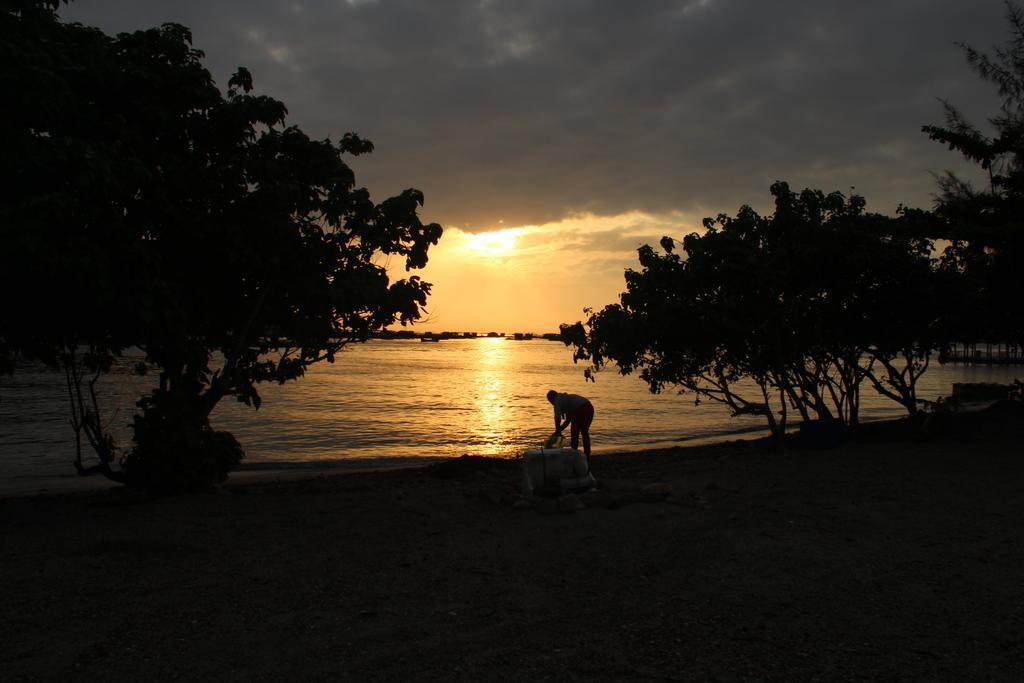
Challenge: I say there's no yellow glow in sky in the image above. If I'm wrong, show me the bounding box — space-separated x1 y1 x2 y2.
392 210 700 334
463 228 522 256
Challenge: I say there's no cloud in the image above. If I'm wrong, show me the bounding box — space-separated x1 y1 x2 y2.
386 209 695 330
424 210 694 285
63 0 1008 232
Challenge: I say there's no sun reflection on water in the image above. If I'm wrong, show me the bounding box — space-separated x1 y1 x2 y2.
471 337 512 449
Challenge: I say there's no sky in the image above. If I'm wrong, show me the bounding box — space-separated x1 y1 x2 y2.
63 0 1010 333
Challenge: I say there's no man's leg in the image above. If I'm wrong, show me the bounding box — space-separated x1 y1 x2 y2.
572 403 595 456
570 424 580 450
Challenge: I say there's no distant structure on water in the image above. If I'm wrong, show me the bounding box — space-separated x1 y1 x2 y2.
373 329 562 342
940 342 1023 365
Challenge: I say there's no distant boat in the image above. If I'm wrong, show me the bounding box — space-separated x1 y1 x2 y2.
420 336 440 342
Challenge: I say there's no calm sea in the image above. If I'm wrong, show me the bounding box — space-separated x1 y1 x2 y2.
0 338 1019 484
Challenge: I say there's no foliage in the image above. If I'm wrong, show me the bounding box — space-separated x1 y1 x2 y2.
562 183 949 439
922 0 1024 344
0 2 442 490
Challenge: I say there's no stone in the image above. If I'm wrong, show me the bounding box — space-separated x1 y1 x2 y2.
640 483 672 501
557 493 586 513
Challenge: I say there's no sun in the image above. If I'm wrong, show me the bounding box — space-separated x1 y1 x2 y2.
464 228 522 256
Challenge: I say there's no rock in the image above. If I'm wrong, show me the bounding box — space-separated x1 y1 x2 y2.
607 492 636 509
512 496 534 510
557 493 586 513
579 489 612 509
641 483 673 500
534 497 558 514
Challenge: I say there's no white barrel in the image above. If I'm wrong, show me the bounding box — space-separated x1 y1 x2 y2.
522 447 595 496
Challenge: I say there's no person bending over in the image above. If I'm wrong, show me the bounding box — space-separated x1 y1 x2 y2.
546 390 594 456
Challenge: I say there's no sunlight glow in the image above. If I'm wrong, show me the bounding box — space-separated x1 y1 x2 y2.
393 210 702 333
464 228 523 256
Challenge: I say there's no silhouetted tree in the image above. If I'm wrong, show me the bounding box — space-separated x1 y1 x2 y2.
0 1 441 491
923 0 1024 344
562 183 948 439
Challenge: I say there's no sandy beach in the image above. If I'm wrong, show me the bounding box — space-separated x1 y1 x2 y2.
2 408 1024 681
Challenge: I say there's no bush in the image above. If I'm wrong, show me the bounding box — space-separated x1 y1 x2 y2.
122 423 244 494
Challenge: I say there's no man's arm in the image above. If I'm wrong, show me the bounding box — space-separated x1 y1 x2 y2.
555 405 570 432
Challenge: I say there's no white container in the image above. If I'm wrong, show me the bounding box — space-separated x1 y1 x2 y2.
522 447 596 496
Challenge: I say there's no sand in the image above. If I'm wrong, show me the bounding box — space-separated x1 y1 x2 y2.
2 411 1024 680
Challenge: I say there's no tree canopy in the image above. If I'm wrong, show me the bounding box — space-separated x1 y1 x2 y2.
923 0 1024 344
563 6 1024 440
0 1 442 490
562 183 950 440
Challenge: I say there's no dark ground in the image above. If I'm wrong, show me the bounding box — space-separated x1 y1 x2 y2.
2 408 1024 680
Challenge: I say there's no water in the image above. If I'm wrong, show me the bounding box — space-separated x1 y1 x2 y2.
1 339 1020 482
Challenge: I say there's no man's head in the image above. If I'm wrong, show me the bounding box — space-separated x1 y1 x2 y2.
546 389 558 404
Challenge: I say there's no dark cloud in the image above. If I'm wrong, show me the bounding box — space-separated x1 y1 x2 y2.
64 0 1008 229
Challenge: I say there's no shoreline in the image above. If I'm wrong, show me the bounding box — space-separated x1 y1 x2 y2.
0 409 994 500
0 433 770 500
0 455 452 500
0 410 978 501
